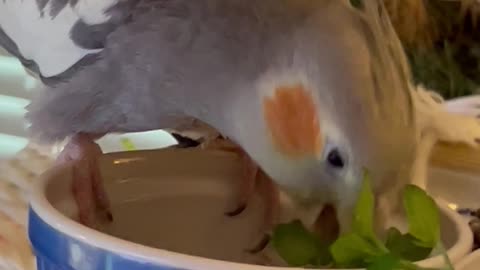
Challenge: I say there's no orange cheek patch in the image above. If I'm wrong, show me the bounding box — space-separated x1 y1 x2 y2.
263 84 323 158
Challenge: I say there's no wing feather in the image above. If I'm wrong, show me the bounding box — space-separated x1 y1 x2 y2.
0 0 135 78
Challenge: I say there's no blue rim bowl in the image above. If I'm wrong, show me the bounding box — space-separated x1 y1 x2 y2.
28 148 473 270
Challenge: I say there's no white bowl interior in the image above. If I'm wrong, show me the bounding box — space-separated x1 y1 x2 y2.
428 167 480 210
455 249 480 270
39 149 472 269
46 149 300 266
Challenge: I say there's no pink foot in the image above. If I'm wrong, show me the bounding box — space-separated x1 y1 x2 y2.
246 169 281 254
55 133 112 227
224 148 259 217
200 136 281 253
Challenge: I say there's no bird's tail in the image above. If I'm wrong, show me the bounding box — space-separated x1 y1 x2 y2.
444 95 480 118
24 63 124 145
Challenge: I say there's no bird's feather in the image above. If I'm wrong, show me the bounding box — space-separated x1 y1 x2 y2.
24 0 318 143
0 0 137 84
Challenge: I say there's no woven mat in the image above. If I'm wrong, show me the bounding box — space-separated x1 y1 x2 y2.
0 144 56 270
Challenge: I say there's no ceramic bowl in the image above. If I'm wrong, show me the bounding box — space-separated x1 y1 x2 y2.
28 148 473 270
455 249 480 270
428 167 480 211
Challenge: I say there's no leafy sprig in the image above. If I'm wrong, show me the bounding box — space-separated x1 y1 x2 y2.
271 170 455 270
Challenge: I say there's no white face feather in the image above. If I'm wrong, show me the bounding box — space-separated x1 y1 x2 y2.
230 69 331 200
256 68 317 101
0 0 112 77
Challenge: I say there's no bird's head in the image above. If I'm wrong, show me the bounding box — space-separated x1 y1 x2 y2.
229 0 418 234
251 73 416 235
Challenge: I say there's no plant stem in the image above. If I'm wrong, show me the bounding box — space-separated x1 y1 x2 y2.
438 243 455 270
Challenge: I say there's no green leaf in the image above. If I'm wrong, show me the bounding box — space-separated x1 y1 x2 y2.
352 169 376 240
330 233 383 267
271 220 326 267
367 253 402 270
385 228 433 261
312 251 334 268
403 185 440 248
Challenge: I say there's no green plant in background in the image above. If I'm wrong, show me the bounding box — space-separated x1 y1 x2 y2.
407 41 480 99
385 0 480 99
271 170 454 270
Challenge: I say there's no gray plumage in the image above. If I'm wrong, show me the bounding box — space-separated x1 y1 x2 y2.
25 0 328 142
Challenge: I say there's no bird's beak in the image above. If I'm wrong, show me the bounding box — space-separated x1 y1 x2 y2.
312 203 340 245
277 187 345 244
312 200 366 245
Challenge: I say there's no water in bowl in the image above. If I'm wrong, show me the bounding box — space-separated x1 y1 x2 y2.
97 193 283 266
93 190 459 268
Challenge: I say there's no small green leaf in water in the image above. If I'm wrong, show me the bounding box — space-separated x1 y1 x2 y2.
271 220 325 267
403 185 440 248
385 227 433 261
353 169 376 241
330 233 383 268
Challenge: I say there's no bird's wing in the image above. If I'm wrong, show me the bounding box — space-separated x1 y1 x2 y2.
0 0 137 80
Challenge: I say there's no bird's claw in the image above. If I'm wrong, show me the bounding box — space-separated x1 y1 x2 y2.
171 133 202 148
169 132 280 255
225 203 248 217
245 234 271 254
169 132 252 217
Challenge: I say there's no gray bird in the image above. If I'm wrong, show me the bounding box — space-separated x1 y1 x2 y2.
0 0 419 248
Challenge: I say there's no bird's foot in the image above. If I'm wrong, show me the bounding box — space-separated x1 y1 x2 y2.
199 136 280 254
244 169 281 254
199 135 256 216
55 133 112 228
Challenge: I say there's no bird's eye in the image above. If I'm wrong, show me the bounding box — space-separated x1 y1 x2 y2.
327 148 344 168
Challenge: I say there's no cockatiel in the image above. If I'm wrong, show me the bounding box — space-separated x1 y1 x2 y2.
1 0 423 248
